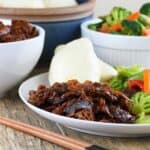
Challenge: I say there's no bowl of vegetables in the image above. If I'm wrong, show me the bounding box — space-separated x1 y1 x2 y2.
81 3 150 67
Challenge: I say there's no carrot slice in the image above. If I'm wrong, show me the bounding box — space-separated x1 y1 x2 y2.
142 29 150 36
143 69 150 94
110 23 122 31
127 12 140 21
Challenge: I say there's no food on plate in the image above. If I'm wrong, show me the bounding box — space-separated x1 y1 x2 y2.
28 37 150 124
28 80 135 123
0 20 38 42
1 0 77 8
88 2 150 36
109 65 150 123
109 65 143 91
49 38 117 85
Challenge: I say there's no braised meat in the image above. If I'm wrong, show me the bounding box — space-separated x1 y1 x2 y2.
0 20 38 42
28 80 135 123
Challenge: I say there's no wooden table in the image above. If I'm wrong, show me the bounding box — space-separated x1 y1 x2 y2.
0 65 150 150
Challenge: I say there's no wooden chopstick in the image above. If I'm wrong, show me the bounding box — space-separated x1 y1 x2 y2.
0 116 108 150
0 116 87 148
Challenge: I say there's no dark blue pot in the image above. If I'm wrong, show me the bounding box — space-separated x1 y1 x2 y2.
76 0 88 4
34 15 93 63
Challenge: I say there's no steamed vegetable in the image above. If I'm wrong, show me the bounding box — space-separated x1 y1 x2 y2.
139 14 150 28
109 64 150 124
121 20 143 35
131 92 150 123
100 7 131 25
140 2 150 17
88 21 104 31
115 65 142 78
127 12 140 21
143 69 150 94
131 92 150 114
109 76 126 90
109 65 142 90
128 80 143 91
89 3 150 36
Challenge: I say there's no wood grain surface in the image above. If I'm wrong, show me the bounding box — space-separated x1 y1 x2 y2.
0 65 150 150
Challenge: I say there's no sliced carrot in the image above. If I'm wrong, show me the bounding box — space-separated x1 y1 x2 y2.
143 69 150 94
127 12 140 21
142 29 150 36
110 23 122 32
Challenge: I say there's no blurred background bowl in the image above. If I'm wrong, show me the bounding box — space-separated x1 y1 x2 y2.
0 0 96 63
0 20 45 97
81 19 150 68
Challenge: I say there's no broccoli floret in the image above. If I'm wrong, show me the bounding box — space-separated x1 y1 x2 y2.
131 92 150 115
138 14 150 28
135 113 150 124
140 2 150 17
113 7 131 22
121 20 143 35
131 92 150 124
115 65 142 78
88 21 104 31
109 76 126 90
105 15 114 25
100 7 131 25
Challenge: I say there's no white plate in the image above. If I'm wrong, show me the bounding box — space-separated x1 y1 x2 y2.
19 73 150 137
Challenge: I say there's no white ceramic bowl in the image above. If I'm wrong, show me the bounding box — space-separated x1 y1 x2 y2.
81 19 150 67
0 20 45 97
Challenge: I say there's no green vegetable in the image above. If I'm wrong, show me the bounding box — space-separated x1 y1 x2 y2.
109 76 126 90
100 7 131 25
109 65 142 90
105 15 113 25
138 14 150 28
121 20 143 35
128 71 143 80
110 31 123 35
131 92 150 114
135 113 150 124
115 65 142 78
131 92 150 123
140 2 150 17
88 21 104 31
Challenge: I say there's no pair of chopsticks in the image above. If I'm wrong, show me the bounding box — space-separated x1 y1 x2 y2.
0 116 108 150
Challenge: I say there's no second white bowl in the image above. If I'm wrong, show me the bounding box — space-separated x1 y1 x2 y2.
81 19 150 67
0 20 45 97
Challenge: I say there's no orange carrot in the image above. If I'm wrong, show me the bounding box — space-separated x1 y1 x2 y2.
127 12 140 21
110 23 122 31
143 69 150 94
142 29 150 36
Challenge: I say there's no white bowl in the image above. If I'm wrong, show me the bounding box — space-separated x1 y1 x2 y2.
0 20 45 97
81 19 150 67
